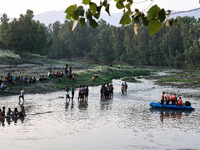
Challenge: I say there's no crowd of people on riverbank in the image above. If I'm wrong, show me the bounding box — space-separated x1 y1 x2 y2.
0 65 76 90
161 92 190 107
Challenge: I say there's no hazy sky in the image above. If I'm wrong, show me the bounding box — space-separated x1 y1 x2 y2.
0 0 199 18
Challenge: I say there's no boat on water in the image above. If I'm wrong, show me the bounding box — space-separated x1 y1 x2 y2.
150 101 195 110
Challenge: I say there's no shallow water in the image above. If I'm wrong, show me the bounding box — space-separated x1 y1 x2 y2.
0 75 200 150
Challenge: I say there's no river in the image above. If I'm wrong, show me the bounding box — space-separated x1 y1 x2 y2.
0 72 200 150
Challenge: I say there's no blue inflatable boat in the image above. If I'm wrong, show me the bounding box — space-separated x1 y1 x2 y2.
150 102 195 110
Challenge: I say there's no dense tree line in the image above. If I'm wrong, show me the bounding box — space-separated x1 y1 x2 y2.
0 10 199 68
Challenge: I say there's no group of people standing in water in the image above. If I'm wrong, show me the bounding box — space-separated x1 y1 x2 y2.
0 106 26 118
66 85 89 104
161 92 184 106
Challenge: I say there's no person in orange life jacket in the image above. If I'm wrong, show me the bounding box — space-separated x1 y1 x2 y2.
161 92 165 105
171 94 177 105
178 97 183 106
165 94 171 105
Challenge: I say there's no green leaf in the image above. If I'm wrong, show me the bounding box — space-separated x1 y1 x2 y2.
125 4 131 10
65 5 76 19
133 16 139 24
86 10 92 19
82 0 91 5
103 0 108 7
90 3 97 15
94 6 102 19
114 0 120 2
147 5 160 19
175 18 178 28
105 4 110 16
125 10 132 16
127 0 133 5
76 6 84 16
158 9 166 22
148 20 162 35
89 19 98 28
65 5 78 20
169 18 174 26
116 2 124 9
120 14 131 25
80 18 85 29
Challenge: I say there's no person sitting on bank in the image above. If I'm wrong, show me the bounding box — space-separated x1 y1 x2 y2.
177 97 183 106
171 94 177 105
1 82 7 89
165 94 171 105
161 92 165 105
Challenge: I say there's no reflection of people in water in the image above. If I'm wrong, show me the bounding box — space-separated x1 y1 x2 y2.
159 110 183 122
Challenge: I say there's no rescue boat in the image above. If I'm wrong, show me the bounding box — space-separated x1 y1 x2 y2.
150 101 195 110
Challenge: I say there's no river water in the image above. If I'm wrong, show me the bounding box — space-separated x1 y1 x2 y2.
0 72 200 150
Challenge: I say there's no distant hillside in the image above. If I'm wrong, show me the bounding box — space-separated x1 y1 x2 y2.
34 10 122 26
1 8 200 26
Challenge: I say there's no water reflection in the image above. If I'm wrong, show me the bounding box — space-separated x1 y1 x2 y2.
100 99 113 110
78 100 88 110
0 116 25 127
150 108 193 123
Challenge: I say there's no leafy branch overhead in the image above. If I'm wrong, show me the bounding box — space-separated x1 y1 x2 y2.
65 0 177 35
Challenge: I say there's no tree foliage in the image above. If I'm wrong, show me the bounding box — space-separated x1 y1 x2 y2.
65 0 177 35
0 10 49 55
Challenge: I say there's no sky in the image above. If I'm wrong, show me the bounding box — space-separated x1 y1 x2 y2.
0 0 199 18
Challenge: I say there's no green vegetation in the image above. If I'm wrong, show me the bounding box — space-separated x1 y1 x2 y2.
158 77 195 83
0 49 22 64
65 1 175 35
0 66 151 96
122 77 137 82
0 10 199 68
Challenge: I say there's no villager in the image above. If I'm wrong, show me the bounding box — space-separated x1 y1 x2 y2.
19 88 25 105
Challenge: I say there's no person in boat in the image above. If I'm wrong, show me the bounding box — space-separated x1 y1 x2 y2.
124 82 128 93
171 94 177 105
6 108 12 117
165 94 171 105
19 106 26 117
19 88 25 105
177 97 183 106
1 106 6 117
121 83 125 94
161 92 165 105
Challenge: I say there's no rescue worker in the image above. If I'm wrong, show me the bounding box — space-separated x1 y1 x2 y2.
161 92 165 105
178 97 183 106
171 94 177 105
165 94 171 105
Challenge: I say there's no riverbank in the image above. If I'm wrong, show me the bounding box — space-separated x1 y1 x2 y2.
0 61 151 96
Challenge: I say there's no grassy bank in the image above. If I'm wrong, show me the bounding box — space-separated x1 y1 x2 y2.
0 49 22 64
158 72 199 83
0 66 151 96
